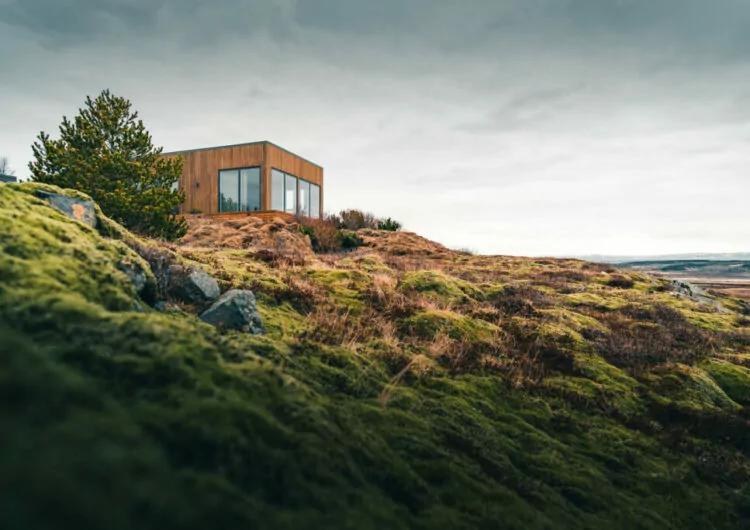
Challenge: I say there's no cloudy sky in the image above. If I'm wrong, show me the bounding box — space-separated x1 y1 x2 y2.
1 0 748 256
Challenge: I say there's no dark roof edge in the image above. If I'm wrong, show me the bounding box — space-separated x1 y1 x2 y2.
161 140 323 169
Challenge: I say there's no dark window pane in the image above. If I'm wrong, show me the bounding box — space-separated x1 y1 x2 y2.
240 168 261 211
285 174 297 214
272 170 284 211
310 183 320 218
219 169 240 212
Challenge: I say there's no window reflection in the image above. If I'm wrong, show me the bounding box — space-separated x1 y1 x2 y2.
270 169 321 218
285 173 297 214
219 169 240 212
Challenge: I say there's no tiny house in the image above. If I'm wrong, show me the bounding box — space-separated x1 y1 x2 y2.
162 141 323 218
0 174 17 183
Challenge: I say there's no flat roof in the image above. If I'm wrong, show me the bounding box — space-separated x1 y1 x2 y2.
0 174 17 183
162 140 322 169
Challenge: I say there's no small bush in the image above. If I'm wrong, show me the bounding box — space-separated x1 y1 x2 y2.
298 217 342 253
340 232 363 250
337 209 378 230
377 217 402 231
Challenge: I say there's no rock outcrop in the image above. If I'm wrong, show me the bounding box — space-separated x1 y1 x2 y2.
199 289 265 334
177 271 221 303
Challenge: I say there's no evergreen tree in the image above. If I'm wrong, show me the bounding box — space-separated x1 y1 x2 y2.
29 90 187 240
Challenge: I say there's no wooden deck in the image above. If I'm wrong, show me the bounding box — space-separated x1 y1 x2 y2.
184 210 297 222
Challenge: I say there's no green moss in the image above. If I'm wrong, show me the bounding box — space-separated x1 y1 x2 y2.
0 183 153 311
644 365 741 412
564 291 632 311
543 354 643 416
397 270 478 305
338 253 391 273
701 359 750 406
402 309 499 341
306 268 372 311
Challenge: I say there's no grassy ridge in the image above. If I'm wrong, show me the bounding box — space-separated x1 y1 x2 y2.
1 183 749 529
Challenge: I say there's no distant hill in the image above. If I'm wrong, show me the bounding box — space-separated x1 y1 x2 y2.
577 252 750 264
617 259 750 278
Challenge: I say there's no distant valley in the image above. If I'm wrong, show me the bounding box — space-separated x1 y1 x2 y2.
618 259 750 301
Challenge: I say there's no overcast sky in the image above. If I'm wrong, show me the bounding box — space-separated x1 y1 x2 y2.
1 0 748 256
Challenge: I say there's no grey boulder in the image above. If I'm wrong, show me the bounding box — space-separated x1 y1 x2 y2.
117 259 151 295
35 190 97 228
199 290 265 334
178 271 220 303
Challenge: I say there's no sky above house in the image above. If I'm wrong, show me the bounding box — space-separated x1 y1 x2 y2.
1 0 748 257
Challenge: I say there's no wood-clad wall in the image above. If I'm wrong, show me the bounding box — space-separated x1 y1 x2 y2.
162 142 323 216
266 143 324 216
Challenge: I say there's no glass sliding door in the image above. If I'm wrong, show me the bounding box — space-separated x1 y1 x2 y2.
299 180 311 217
219 169 240 212
285 173 297 214
240 167 261 211
271 170 284 211
310 183 320 218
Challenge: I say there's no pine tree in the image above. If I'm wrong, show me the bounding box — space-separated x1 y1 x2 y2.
29 90 187 240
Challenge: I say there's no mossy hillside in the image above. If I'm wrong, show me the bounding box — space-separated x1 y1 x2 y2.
3 183 750 529
0 183 155 312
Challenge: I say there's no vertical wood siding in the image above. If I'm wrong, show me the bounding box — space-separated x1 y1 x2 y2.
162 142 322 215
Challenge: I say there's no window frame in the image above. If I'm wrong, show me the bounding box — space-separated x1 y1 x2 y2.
218 165 261 213
270 167 321 218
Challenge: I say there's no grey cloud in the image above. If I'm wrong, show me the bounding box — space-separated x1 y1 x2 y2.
0 0 290 47
456 86 587 133
4 0 750 58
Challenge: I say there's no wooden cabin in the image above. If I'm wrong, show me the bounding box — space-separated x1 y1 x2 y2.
162 141 323 219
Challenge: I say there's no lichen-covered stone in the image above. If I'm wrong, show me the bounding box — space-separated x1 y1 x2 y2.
199 289 265 334
34 189 97 228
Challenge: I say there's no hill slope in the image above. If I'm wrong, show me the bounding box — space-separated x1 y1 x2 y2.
2 183 750 529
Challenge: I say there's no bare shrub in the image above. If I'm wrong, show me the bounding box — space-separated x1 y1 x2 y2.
331 209 379 230
582 262 617 273
487 283 553 316
595 304 716 370
297 216 342 253
501 317 577 380
250 271 325 314
300 306 365 348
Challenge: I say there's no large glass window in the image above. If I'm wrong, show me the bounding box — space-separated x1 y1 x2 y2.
298 180 311 218
240 168 261 212
310 183 320 218
271 170 284 211
270 169 321 218
219 167 260 213
219 169 240 212
285 173 297 214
